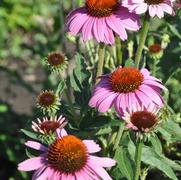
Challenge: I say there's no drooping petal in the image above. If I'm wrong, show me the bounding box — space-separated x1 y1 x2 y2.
25 141 48 152
149 5 156 17
97 92 118 112
139 84 164 106
56 128 68 138
18 156 45 171
160 3 173 14
143 79 168 91
83 140 101 153
87 160 113 180
89 156 116 167
106 15 128 41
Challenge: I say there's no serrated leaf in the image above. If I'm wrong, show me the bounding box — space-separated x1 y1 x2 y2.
114 147 133 180
142 146 178 180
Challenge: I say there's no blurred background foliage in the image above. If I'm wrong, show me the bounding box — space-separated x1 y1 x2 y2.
0 0 180 179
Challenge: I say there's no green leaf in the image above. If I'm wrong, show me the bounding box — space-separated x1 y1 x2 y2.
56 79 65 96
125 58 135 67
114 147 133 180
70 53 90 92
167 23 181 39
25 148 35 158
142 146 178 180
150 135 162 154
21 129 39 140
158 119 181 142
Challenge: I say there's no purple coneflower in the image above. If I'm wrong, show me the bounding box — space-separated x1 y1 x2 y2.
66 0 140 45
122 0 175 18
89 67 167 115
18 129 116 180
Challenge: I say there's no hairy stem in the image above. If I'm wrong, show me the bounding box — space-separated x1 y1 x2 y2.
116 36 122 66
96 43 105 83
134 138 143 180
135 14 150 68
113 123 125 151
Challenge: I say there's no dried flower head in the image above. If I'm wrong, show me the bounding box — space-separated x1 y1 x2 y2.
45 52 67 72
149 43 163 60
37 90 60 114
32 115 67 134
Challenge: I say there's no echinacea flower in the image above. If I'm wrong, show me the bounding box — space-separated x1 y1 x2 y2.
37 90 60 114
89 67 167 115
122 104 160 133
32 115 67 134
66 0 140 45
148 43 163 60
45 52 68 72
122 0 174 18
18 129 116 180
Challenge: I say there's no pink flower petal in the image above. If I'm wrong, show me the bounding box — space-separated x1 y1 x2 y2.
143 79 167 91
90 156 116 167
32 167 46 180
66 173 76 180
84 166 100 180
160 3 173 14
56 128 68 138
18 156 45 171
82 16 94 41
139 84 164 106
67 8 89 36
87 161 113 180
97 92 118 112
74 171 86 180
156 6 164 18
141 68 150 76
134 3 148 14
35 167 50 180
103 18 115 44
149 5 156 17
88 89 113 108
135 89 152 106
25 141 48 152
106 15 128 41
83 140 101 153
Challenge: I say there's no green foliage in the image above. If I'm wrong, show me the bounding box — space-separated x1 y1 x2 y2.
0 0 180 179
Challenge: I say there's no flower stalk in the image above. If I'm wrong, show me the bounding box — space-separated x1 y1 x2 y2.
116 36 122 65
134 138 143 180
113 122 125 151
96 43 105 83
135 14 150 68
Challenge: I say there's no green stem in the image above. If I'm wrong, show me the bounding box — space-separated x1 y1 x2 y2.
152 59 156 76
96 43 105 83
135 14 150 69
134 139 143 180
113 123 125 151
116 36 122 65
